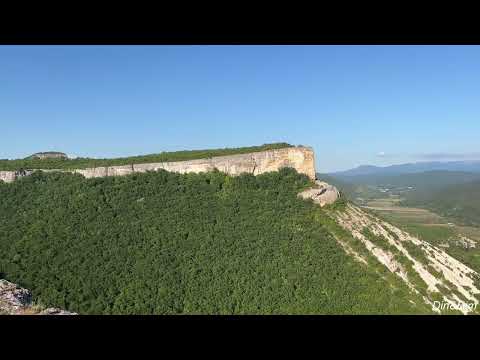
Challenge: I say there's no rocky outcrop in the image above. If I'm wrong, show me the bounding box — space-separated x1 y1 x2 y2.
0 169 34 184
0 171 16 183
30 152 68 160
298 180 340 207
0 146 316 183
0 279 76 315
0 279 31 314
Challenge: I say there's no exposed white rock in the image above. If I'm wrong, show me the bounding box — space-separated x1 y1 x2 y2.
0 146 316 183
0 279 31 314
0 171 16 183
39 308 77 315
298 180 340 207
330 204 480 314
0 279 76 315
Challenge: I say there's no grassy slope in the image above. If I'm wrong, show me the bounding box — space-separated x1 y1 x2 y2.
0 143 293 171
0 168 430 314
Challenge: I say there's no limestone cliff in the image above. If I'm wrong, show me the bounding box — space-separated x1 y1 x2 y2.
0 171 16 183
0 146 316 183
298 180 340 207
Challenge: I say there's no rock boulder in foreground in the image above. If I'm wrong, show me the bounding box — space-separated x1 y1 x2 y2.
0 279 76 315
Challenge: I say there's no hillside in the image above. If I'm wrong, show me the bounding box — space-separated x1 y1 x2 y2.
333 171 480 189
326 169 480 283
327 170 480 206
1 166 479 314
1 168 448 315
402 180 480 227
327 169 480 227
0 143 293 171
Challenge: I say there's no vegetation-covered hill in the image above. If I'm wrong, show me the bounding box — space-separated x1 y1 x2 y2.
327 171 480 219
332 171 480 191
328 170 480 227
402 180 480 227
0 143 293 171
0 168 430 314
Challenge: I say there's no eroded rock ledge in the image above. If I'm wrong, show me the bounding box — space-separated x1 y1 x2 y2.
0 279 76 315
298 180 340 207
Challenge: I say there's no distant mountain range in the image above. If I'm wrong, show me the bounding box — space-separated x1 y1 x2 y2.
324 160 480 228
330 160 480 177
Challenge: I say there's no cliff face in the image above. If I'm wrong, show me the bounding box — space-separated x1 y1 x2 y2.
298 180 340 207
0 171 16 183
0 146 316 183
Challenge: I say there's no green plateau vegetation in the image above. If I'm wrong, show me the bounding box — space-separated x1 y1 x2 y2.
0 168 432 314
0 143 294 171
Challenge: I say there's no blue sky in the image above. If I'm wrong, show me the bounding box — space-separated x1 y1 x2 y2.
1 45 479 172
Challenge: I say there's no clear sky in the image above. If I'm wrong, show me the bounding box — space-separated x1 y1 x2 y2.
1 45 479 172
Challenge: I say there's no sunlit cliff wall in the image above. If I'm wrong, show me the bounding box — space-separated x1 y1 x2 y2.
0 147 316 183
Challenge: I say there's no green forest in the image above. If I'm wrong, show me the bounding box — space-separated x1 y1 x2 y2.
0 143 293 171
0 168 430 314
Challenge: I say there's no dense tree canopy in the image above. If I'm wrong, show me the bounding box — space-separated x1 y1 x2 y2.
0 143 293 171
0 168 429 314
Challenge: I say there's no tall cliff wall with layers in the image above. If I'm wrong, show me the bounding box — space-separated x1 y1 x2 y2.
0 146 316 183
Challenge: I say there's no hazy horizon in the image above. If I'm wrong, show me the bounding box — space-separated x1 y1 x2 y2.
2 45 480 172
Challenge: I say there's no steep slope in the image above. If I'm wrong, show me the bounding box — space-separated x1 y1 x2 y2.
2 165 478 314
0 168 434 314
324 204 480 314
